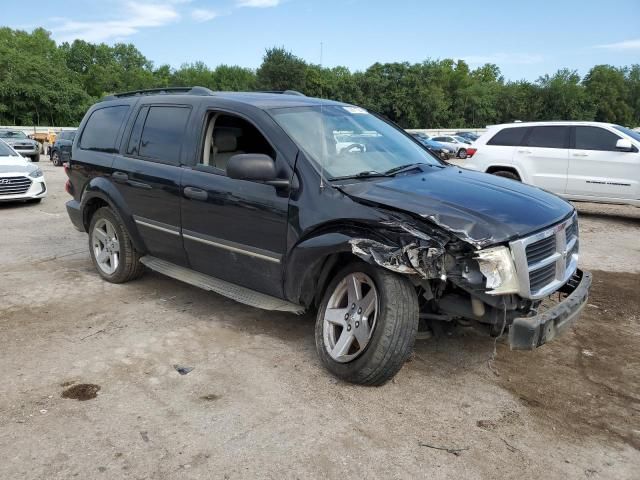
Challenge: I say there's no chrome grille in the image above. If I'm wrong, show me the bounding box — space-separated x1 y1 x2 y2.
525 235 556 266
509 213 579 299
0 176 32 195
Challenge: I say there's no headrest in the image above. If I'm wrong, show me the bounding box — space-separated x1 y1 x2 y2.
214 129 238 152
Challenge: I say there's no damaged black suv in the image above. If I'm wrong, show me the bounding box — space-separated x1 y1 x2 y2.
65 87 592 385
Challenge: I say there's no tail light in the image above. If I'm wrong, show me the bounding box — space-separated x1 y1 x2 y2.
65 179 73 196
63 162 70 175
466 148 477 158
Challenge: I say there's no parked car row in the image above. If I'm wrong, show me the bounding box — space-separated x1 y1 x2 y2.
409 131 481 159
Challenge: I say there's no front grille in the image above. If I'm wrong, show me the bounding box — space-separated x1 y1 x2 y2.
526 235 556 266
0 176 32 195
529 263 556 291
509 213 580 299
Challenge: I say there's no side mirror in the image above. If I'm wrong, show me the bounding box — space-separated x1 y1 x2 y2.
227 154 290 188
615 138 635 152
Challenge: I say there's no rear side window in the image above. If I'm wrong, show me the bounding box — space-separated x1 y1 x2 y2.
526 126 569 149
80 105 129 152
138 106 191 165
126 106 149 156
575 126 621 151
487 127 527 146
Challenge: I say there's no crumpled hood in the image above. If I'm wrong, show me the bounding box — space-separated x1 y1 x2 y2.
338 165 574 248
0 155 38 175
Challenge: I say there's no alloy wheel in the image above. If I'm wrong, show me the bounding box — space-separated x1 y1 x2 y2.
91 218 120 275
323 272 378 363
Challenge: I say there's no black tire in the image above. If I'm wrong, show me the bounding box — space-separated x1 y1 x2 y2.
492 170 520 181
31 154 40 162
51 151 61 166
315 261 419 386
88 207 145 283
457 148 467 159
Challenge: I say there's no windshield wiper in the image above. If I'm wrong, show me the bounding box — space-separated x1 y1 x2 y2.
330 170 390 181
383 163 426 175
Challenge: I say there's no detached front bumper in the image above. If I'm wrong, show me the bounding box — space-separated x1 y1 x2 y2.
509 269 592 350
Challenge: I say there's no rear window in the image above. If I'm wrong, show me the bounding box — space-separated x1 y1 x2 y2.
138 106 191 165
526 126 569 149
80 105 129 152
575 126 621 151
487 127 527 146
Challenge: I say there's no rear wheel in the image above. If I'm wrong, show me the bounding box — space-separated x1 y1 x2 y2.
492 170 520 181
315 261 419 385
457 148 467 159
88 207 145 283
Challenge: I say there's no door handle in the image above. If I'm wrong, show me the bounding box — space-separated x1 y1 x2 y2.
112 171 128 182
572 153 589 157
183 186 208 201
517 149 532 154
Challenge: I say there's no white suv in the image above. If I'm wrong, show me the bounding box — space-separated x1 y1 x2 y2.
463 121 640 207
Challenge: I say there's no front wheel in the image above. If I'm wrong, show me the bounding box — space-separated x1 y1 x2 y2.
31 154 40 162
315 261 419 385
51 151 61 166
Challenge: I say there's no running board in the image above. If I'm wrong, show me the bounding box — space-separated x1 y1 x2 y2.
140 256 305 314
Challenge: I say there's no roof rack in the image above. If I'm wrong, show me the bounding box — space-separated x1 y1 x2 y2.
256 90 306 97
101 86 214 101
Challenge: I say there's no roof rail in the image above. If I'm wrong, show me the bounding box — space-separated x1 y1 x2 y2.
256 90 306 97
101 86 214 101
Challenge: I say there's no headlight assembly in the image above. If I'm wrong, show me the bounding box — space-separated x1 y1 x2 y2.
475 246 519 295
29 168 43 178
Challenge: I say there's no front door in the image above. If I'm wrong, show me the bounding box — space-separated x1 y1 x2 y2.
566 126 640 200
112 104 192 265
180 110 290 297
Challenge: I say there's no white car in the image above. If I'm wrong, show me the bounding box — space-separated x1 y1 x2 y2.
463 121 640 207
0 139 47 203
430 135 473 158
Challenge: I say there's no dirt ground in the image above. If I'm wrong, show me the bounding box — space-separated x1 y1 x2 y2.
1 160 638 479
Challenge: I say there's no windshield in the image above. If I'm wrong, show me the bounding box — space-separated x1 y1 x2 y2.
613 125 640 143
270 105 441 179
0 141 18 157
0 130 27 139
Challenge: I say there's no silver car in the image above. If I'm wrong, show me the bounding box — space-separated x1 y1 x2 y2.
0 129 40 162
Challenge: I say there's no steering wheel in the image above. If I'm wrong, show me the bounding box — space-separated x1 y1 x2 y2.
341 143 365 154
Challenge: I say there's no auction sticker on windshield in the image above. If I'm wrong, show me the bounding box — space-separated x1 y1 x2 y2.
343 106 368 115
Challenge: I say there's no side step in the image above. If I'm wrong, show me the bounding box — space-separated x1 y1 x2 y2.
140 256 305 314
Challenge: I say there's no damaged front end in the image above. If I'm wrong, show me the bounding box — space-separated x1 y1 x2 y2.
347 212 591 350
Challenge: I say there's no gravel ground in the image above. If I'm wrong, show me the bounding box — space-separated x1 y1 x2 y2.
1 160 638 479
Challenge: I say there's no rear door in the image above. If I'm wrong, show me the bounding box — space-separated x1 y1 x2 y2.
112 104 191 265
513 125 570 194
567 126 640 200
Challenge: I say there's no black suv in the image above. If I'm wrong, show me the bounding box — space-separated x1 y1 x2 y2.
65 87 591 385
50 130 76 166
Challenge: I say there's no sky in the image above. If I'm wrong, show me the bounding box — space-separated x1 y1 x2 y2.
6 0 640 81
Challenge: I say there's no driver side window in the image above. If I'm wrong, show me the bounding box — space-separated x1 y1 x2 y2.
200 112 275 173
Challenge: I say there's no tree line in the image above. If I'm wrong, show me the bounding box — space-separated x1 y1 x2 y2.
1 27 638 128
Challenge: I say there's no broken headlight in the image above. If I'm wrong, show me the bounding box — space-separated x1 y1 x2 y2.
475 246 519 295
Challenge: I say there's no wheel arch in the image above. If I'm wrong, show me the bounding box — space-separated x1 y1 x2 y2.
284 221 420 309
485 165 522 180
80 178 147 252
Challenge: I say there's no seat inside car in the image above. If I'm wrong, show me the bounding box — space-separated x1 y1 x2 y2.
212 128 244 170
